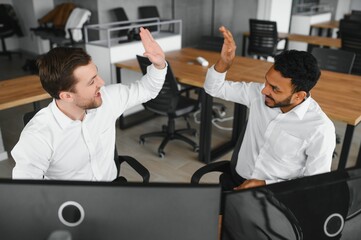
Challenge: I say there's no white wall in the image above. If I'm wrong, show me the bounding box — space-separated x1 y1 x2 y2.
350 0 361 11
257 0 292 32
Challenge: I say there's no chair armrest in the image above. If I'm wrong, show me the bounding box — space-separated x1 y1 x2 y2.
191 160 230 184
118 155 150 183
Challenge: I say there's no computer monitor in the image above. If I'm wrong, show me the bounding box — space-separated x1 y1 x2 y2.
0 180 221 240
222 168 361 240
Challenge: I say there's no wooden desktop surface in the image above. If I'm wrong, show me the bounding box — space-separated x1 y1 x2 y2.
116 47 361 126
0 75 50 111
310 20 339 30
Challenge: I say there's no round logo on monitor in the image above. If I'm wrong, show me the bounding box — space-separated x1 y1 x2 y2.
58 201 85 227
323 213 344 237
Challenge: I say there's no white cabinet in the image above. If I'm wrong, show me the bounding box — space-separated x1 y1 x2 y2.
289 12 332 51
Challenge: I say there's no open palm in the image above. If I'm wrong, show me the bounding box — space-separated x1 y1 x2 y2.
139 27 166 69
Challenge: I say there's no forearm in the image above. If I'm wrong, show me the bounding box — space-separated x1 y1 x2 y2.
142 63 167 99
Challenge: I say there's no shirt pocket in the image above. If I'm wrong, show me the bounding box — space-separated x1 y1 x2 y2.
272 130 305 162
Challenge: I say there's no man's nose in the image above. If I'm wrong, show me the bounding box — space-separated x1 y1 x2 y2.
261 86 268 95
97 77 105 87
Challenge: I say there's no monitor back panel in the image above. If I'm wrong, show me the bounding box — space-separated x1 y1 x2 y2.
222 169 361 240
0 181 221 240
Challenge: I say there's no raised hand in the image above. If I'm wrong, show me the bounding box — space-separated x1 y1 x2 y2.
214 26 237 73
139 27 166 69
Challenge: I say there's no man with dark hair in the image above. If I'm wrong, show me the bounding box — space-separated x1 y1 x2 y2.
12 27 167 181
205 26 335 190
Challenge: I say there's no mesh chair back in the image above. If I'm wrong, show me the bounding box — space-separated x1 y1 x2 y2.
339 19 361 36
311 47 355 74
349 14 361 22
339 20 361 75
112 7 130 37
136 55 179 114
138 6 160 32
248 19 278 58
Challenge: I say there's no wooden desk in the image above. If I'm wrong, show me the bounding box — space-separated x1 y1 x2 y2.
116 48 361 168
0 75 50 111
0 75 50 161
309 20 339 37
242 32 341 56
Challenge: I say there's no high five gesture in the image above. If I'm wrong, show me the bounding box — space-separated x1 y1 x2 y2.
214 26 237 73
139 27 166 69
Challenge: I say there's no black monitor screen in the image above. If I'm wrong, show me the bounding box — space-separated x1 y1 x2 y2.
222 168 361 240
0 180 221 240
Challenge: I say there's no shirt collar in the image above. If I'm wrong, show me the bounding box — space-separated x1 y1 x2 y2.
51 99 78 129
289 95 312 120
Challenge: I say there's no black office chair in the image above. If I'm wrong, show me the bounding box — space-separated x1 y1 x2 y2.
311 47 356 157
111 7 131 41
136 55 199 158
248 19 284 60
138 5 172 32
339 19 361 75
349 14 361 22
351 10 361 15
311 47 355 74
0 4 23 60
23 110 149 182
191 120 247 186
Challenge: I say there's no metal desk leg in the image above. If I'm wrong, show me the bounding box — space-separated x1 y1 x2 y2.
338 124 355 170
355 143 361 168
198 91 248 164
198 89 213 164
242 35 247 56
208 103 247 161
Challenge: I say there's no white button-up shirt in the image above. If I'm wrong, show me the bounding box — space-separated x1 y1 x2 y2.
205 66 335 184
12 64 166 181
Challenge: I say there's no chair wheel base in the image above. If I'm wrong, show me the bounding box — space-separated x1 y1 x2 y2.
158 151 165 158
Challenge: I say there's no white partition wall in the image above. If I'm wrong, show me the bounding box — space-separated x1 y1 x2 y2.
257 0 292 33
289 12 332 51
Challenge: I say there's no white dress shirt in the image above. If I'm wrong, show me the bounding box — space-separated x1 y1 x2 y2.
12 64 166 181
204 66 335 184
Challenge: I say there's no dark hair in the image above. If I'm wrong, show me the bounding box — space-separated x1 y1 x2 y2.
36 47 92 99
274 50 321 93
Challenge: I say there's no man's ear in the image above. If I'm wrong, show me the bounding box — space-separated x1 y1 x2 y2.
58 91 74 102
295 91 307 101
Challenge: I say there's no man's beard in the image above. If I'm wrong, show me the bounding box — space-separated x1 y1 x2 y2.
264 94 293 108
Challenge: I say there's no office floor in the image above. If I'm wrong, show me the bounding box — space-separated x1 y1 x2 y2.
0 52 360 183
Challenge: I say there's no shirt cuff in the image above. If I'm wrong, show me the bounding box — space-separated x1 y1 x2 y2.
209 64 227 78
147 61 168 78
265 179 278 185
